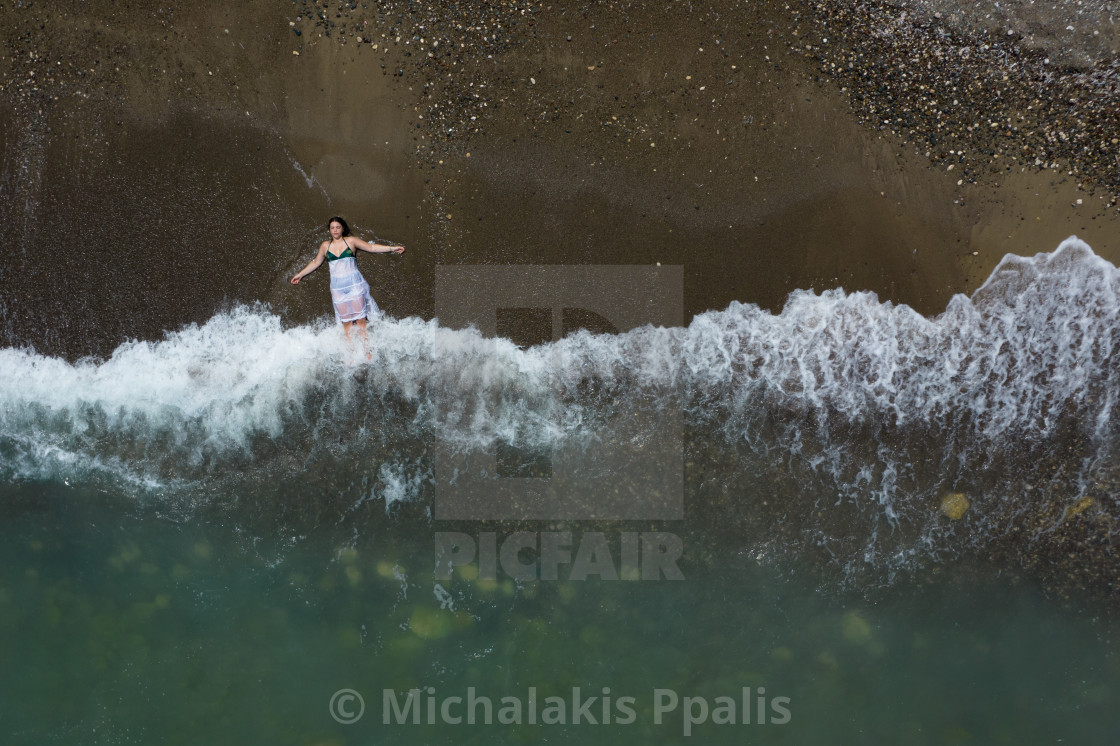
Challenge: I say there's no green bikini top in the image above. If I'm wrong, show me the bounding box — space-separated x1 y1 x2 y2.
326 239 355 262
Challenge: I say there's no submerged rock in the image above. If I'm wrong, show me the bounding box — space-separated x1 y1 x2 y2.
1064 496 1093 519
842 611 873 645
409 605 473 638
409 606 452 638
940 493 971 520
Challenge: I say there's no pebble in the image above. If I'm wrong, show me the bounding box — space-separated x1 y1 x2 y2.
801 2 1120 205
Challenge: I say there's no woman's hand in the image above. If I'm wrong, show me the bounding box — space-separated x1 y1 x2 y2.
393 246 405 255
292 244 326 283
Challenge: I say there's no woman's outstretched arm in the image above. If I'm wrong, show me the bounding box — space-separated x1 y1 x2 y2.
352 237 405 255
290 242 329 283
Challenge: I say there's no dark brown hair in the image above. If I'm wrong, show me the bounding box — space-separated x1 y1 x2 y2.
327 216 351 236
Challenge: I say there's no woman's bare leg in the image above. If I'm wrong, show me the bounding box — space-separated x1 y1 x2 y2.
354 318 371 359
341 319 370 357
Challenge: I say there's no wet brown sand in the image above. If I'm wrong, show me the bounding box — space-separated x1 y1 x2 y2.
1 0 1118 358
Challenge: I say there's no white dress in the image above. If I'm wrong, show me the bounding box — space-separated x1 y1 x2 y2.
327 243 380 324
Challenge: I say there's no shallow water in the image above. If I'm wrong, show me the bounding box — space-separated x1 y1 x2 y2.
3 485 1117 745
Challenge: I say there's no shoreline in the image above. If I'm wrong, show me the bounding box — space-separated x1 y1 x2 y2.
0 1 1118 358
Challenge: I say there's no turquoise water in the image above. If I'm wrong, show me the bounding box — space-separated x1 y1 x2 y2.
3 483 1116 745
